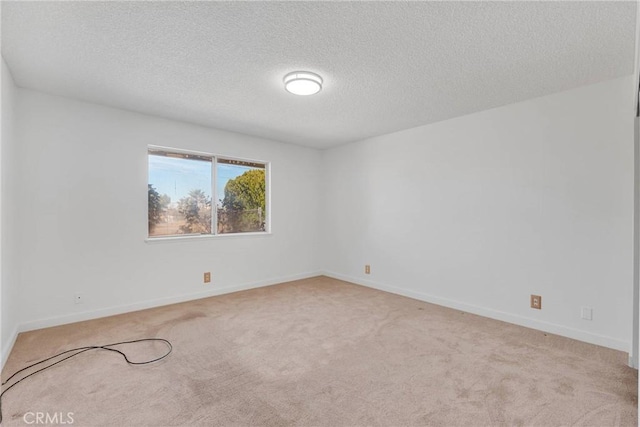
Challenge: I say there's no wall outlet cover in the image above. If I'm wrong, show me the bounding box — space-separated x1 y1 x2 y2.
530 294 542 309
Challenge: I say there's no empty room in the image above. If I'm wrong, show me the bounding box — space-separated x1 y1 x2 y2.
1 1 639 426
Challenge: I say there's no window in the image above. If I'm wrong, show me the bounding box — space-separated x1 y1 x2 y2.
147 147 268 238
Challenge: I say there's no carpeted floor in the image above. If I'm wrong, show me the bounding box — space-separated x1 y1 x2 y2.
1 276 637 426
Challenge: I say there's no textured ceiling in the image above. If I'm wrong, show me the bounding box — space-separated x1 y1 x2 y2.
1 1 636 149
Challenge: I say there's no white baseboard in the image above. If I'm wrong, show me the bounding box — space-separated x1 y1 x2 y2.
16 271 322 335
322 271 630 353
7 270 630 364
2 324 19 370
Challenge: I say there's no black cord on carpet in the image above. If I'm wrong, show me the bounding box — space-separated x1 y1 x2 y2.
0 338 172 424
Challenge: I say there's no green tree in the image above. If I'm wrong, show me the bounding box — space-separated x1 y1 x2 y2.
222 169 266 212
149 185 171 234
178 189 211 234
148 184 162 233
221 169 266 232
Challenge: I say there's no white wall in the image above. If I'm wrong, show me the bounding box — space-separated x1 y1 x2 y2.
4 74 634 359
2 58 20 365
12 89 321 331
322 76 634 351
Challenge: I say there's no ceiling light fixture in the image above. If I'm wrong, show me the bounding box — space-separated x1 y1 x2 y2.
283 71 323 96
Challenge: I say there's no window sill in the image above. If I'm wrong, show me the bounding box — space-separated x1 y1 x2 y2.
145 232 272 244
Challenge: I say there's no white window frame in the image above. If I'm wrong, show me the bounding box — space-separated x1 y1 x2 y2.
146 145 271 242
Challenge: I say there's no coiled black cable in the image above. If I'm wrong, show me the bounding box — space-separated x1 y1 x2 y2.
0 338 172 424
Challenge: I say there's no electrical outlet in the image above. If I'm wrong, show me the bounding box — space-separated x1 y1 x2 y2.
530 294 542 310
365 265 371 274
204 272 211 283
581 306 593 320
74 293 83 304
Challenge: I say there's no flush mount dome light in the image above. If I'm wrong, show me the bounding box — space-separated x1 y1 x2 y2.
283 71 323 96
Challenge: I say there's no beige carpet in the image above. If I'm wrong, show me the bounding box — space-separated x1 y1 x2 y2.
1 276 637 426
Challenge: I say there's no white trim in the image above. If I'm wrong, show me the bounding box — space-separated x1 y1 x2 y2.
7 271 629 364
147 145 269 174
148 144 215 159
145 231 272 244
15 271 322 334
2 325 19 370
322 271 630 353
633 115 640 368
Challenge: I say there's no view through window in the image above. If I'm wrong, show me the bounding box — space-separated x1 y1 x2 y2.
148 148 268 237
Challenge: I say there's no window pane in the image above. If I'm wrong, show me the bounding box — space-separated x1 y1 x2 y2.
148 152 212 237
217 159 266 234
